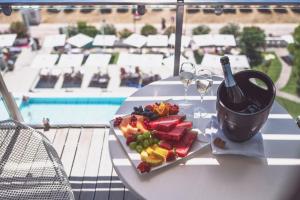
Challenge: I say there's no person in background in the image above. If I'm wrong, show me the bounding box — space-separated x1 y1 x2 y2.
134 66 142 87
161 18 166 30
120 67 129 86
22 95 30 103
120 67 128 79
43 118 50 131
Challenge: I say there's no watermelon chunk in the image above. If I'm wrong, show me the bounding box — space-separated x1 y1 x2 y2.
154 126 187 142
176 121 193 129
149 115 185 131
159 140 173 150
174 131 197 157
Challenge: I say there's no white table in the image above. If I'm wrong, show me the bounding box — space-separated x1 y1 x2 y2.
109 76 300 200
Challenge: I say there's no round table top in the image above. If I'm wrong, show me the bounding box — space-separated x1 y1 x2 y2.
109 76 300 200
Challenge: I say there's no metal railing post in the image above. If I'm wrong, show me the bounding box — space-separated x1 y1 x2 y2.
173 1 184 76
0 72 23 122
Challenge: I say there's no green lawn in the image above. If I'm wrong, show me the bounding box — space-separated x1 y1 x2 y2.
281 65 298 96
276 97 300 118
253 52 282 83
109 52 119 64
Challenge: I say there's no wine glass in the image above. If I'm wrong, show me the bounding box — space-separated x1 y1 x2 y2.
179 62 195 104
194 68 213 118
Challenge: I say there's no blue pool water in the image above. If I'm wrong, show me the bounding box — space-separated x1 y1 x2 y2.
10 97 125 125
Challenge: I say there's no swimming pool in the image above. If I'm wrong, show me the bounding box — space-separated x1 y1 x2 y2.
13 97 125 125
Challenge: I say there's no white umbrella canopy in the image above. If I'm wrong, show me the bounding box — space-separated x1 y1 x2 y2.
30 54 59 68
192 34 236 47
162 55 190 76
57 54 84 68
123 33 147 48
117 53 163 74
43 34 66 48
93 35 117 47
168 33 191 48
162 54 189 68
201 54 250 75
146 35 169 47
0 34 17 47
281 34 294 44
138 54 164 74
83 54 112 69
67 33 93 48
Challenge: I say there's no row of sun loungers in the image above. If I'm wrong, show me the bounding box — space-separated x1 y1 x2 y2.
36 67 111 89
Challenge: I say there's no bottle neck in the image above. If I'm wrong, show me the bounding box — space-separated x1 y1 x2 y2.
222 63 236 87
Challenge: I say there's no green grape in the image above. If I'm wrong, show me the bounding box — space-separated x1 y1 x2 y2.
143 140 150 148
148 138 154 145
143 132 151 139
136 145 143 153
153 138 160 144
137 134 144 142
129 142 137 150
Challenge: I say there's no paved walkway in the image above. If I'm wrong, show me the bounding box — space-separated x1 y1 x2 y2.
277 90 300 103
269 48 293 90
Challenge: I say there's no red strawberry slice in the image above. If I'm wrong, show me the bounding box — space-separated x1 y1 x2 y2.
174 131 197 157
159 140 173 150
166 150 176 162
137 162 151 173
176 121 193 129
149 115 185 131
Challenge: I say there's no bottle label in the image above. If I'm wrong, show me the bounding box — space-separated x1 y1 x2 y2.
222 63 236 87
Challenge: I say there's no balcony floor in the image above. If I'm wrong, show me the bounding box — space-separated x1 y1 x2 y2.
40 128 139 200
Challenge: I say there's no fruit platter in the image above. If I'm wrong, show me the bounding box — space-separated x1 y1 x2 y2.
110 102 209 174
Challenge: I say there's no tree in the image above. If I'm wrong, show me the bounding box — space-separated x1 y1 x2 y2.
289 25 300 96
99 24 116 35
77 21 99 37
192 25 210 35
141 24 157 36
163 26 175 36
66 21 99 37
240 26 266 66
9 21 28 38
119 28 133 39
219 23 240 37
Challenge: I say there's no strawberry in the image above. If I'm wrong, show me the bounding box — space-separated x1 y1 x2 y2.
137 161 151 173
143 118 151 130
166 150 176 162
113 117 123 127
169 104 179 115
130 115 138 127
126 135 136 145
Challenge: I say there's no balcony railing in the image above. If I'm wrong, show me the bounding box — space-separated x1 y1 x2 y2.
0 0 299 122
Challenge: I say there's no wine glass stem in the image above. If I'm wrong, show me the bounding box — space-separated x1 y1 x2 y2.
200 94 204 104
184 87 188 101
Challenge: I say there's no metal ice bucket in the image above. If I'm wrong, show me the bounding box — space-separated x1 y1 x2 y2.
216 70 276 142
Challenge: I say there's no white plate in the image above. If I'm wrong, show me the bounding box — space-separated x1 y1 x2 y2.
110 116 210 174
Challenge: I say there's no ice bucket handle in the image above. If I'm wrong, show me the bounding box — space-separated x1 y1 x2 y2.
243 70 276 96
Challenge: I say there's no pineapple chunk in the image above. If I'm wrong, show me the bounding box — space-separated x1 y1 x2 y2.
145 155 164 166
140 150 148 162
152 146 169 160
146 147 154 155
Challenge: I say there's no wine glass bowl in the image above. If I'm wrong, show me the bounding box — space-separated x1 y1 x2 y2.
194 68 213 120
179 62 196 103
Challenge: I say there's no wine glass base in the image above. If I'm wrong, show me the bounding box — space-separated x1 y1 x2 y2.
178 100 193 110
193 106 208 119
